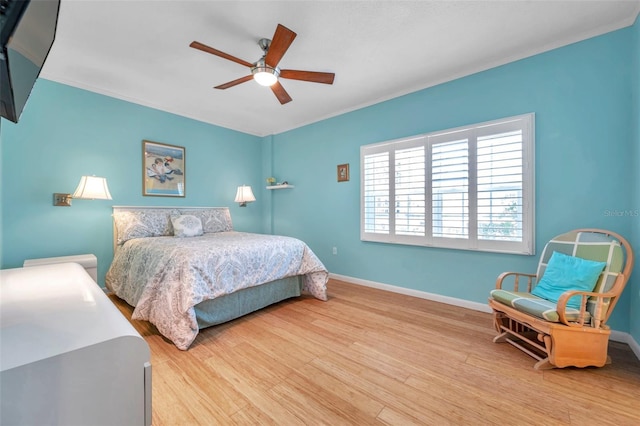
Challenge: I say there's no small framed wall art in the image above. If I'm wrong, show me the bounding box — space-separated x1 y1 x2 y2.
337 163 349 182
142 140 186 197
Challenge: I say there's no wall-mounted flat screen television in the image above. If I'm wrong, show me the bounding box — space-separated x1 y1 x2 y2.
1 0 60 123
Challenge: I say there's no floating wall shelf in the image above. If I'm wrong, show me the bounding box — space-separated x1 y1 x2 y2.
266 184 295 190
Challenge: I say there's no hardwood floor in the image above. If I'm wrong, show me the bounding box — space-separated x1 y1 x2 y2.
109 279 640 425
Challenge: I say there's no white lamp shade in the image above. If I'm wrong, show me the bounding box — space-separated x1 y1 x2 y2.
72 176 112 200
234 185 256 205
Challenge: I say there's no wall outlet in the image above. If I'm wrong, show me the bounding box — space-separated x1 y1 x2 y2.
332 247 338 255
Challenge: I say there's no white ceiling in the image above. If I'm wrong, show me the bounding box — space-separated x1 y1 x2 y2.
40 0 640 137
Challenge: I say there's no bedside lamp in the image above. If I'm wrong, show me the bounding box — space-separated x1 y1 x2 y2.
54 176 112 206
234 185 256 207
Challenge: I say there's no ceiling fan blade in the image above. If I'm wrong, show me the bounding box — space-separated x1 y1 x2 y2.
214 75 254 90
264 24 297 68
279 70 335 85
190 41 254 68
270 81 292 104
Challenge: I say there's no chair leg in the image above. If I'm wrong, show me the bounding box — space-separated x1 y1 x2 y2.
532 334 556 370
493 332 510 343
533 358 556 370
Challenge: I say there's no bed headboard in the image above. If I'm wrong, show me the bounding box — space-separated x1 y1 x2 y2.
111 206 232 252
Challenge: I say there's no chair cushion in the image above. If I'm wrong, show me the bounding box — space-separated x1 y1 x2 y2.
490 289 589 323
531 251 606 309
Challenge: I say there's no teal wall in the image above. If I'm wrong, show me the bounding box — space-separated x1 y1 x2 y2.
1 21 637 338
630 15 640 345
270 27 637 332
0 80 264 284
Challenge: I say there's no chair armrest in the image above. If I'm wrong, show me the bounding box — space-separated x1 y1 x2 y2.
495 271 537 291
556 290 616 328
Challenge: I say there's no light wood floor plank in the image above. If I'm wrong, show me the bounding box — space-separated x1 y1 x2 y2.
151 360 235 425
108 279 640 425
269 380 365 426
376 406 431 426
286 363 386 422
309 349 462 423
203 354 306 424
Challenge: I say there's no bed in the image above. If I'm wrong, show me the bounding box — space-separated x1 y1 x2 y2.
105 206 328 350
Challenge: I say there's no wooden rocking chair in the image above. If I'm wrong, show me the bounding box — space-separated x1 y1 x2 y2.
488 229 634 370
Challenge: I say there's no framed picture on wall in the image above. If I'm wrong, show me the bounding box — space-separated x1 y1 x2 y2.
142 140 186 197
337 163 349 182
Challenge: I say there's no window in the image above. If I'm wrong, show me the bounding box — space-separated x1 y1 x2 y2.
361 113 534 254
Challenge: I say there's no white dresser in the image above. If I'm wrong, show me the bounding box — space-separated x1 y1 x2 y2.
0 263 151 426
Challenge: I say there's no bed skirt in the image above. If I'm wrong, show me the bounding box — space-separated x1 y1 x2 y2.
194 275 303 329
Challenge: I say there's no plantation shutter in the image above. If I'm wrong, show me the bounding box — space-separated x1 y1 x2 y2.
430 136 469 239
476 128 524 241
363 151 390 234
361 113 533 254
395 146 425 236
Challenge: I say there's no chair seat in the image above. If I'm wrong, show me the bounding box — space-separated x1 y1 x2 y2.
490 289 590 323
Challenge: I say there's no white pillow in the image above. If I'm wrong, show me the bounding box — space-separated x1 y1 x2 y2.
171 215 203 238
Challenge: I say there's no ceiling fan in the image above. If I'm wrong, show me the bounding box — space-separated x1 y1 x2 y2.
190 24 335 105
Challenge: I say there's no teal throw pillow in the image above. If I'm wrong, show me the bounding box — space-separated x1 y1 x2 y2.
531 251 606 310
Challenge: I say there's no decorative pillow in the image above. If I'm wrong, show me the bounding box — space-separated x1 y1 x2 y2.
182 208 233 233
531 251 606 310
171 215 204 238
114 209 179 245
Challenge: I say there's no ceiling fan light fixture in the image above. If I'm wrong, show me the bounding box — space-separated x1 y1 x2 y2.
191 24 334 105
252 66 279 86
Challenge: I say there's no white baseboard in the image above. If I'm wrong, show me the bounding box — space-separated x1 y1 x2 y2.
329 273 640 361
329 273 492 313
611 330 640 360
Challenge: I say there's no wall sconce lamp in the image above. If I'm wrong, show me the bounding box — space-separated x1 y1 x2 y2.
54 176 113 206
234 185 256 207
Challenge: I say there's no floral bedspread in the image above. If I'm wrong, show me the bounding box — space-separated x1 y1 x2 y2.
106 232 328 349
